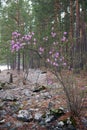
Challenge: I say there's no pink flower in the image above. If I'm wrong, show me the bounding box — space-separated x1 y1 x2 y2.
60 58 63 61
47 58 50 62
51 32 56 37
61 36 66 42
63 63 67 66
12 31 17 36
54 52 59 58
64 32 67 35
33 42 36 45
53 62 56 66
11 40 15 45
39 47 44 52
49 51 52 54
39 47 44 54
32 32 34 36
55 63 58 66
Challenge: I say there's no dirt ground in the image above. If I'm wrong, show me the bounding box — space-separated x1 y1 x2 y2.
0 69 87 130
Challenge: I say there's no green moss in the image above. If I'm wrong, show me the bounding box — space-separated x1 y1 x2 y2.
50 108 64 117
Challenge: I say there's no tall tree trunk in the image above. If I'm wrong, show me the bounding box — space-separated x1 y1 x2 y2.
76 0 80 51
17 51 20 71
54 0 60 31
17 0 20 71
80 1 87 52
22 49 25 71
74 0 81 71
80 1 87 69
70 0 74 39
69 0 74 68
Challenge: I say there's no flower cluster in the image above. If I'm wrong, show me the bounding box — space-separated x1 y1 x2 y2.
11 31 22 52
38 47 44 55
51 32 56 38
12 31 21 38
47 50 66 68
11 31 36 52
10 30 67 70
43 36 48 41
61 32 67 42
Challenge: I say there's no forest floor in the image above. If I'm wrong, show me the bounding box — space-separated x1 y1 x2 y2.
0 68 87 130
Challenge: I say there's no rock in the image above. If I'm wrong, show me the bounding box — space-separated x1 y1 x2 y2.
6 84 17 89
67 124 77 130
39 119 46 126
67 117 72 125
2 93 18 101
33 85 46 92
13 121 23 128
34 112 43 121
10 102 21 113
23 89 31 97
54 127 62 130
57 121 64 128
0 102 4 110
45 115 54 123
0 122 12 129
27 69 47 85
48 102 54 109
41 92 52 99
0 119 5 124
9 127 18 130
0 110 7 118
17 110 33 122
0 86 3 90
82 117 87 128
12 114 17 118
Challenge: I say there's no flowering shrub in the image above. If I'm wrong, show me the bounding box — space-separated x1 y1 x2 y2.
11 31 22 52
10 29 85 120
11 31 36 52
10 29 67 70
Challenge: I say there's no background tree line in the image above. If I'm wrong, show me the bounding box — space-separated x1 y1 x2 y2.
0 0 87 72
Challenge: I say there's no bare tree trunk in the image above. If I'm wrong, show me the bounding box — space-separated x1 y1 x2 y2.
54 0 60 31
69 0 74 68
22 50 25 71
16 0 21 71
17 51 20 71
74 0 81 71
70 0 74 39
76 0 80 50
80 1 87 69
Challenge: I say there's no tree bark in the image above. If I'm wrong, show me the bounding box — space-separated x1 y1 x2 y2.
76 0 80 51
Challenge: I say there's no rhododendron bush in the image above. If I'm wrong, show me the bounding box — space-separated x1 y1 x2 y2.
10 28 67 71
10 29 85 119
